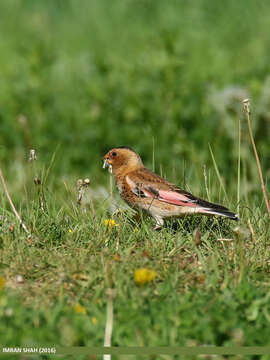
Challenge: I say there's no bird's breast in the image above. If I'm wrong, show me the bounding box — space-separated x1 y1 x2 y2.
115 176 137 206
115 176 128 197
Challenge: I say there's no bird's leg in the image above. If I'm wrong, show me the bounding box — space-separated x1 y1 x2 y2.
153 215 164 230
133 212 142 224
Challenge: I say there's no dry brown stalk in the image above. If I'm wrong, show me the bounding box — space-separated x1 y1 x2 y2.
243 99 270 219
217 238 234 242
247 218 256 243
0 168 31 236
29 149 46 212
77 178 91 214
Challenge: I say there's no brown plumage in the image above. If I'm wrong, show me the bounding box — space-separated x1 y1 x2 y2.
103 147 238 229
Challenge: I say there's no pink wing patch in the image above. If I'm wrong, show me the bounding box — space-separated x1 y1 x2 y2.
126 176 198 207
158 190 198 207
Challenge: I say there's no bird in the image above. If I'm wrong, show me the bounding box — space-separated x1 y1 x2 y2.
103 146 238 229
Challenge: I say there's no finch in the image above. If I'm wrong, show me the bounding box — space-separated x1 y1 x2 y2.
103 147 238 229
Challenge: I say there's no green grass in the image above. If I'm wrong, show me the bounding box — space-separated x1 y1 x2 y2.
0 0 270 359
0 156 270 360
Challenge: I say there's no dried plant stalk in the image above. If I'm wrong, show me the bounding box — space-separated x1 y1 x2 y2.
103 288 115 360
77 178 91 214
29 149 46 212
0 168 31 236
243 99 270 219
248 218 256 243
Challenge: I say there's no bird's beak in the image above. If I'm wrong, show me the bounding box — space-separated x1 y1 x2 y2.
103 158 112 173
103 159 109 169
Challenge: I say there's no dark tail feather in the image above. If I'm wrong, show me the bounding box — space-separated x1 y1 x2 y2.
201 207 239 220
178 189 239 220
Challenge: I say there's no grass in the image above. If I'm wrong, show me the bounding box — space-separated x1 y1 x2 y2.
0 0 270 359
0 149 270 360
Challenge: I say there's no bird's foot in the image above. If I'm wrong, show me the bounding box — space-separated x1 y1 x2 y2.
153 224 163 231
152 215 164 230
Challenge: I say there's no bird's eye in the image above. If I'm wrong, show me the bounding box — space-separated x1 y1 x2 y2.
112 152 117 157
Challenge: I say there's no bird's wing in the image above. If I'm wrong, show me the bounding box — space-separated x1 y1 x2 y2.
126 168 199 207
126 168 234 217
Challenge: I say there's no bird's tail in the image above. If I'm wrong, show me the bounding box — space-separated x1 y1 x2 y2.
200 207 239 220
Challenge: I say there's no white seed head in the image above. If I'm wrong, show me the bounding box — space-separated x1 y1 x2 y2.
29 149 37 161
242 98 251 114
16 274 24 283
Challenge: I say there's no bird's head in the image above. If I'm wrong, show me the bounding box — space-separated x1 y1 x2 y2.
103 147 143 175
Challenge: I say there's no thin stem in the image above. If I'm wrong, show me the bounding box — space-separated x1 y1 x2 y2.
237 116 241 215
152 137 155 172
208 143 229 204
248 218 256 243
103 288 115 360
203 164 210 201
0 168 31 236
243 99 270 219
109 174 113 202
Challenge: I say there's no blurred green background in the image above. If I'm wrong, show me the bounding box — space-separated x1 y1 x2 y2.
1 1 270 352
0 0 269 197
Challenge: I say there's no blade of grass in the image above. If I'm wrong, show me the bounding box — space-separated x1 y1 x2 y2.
203 164 211 201
43 145 60 186
152 136 155 173
208 143 229 204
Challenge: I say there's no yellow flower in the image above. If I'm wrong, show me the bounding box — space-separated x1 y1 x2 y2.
113 253 121 262
74 304 86 315
0 276 5 290
104 219 119 228
68 229 72 233
134 268 157 285
91 317 98 325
